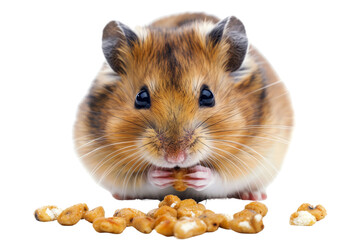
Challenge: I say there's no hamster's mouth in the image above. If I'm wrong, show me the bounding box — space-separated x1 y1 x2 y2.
149 162 207 172
147 163 214 191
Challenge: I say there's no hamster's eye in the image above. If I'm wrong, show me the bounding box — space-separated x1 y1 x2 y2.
135 87 151 109
199 87 215 107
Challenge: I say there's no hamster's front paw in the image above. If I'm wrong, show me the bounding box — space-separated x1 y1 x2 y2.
148 166 175 189
184 165 214 191
148 165 214 191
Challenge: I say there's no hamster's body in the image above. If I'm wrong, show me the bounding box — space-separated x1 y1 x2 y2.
74 13 293 201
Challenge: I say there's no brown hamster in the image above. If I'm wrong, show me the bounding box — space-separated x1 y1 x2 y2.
74 13 293 201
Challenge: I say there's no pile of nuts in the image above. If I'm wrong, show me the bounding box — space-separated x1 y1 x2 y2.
34 195 268 238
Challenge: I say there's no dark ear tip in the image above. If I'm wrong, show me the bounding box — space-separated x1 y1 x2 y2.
225 16 245 33
104 20 121 27
227 16 240 21
103 20 122 40
229 16 242 25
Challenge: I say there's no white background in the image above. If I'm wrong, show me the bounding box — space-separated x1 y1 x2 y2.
1 0 359 239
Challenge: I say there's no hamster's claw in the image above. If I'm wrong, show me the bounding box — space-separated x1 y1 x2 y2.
229 191 267 201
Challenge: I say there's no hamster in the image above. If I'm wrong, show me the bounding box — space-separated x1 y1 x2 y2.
74 13 293 201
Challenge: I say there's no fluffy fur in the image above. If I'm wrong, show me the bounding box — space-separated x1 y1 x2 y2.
74 13 293 201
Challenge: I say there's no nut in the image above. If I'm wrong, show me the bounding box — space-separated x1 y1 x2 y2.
245 202 268 217
93 217 126 234
57 203 88 226
34 205 62 222
230 209 264 233
158 194 181 209
113 208 146 226
155 217 177 236
290 211 316 226
154 214 177 227
132 216 155 233
172 168 189 192
146 208 158 218
153 205 177 218
219 214 233 229
84 206 105 223
297 203 326 221
34 196 269 236
178 199 197 208
174 217 207 239
177 200 206 218
198 210 224 232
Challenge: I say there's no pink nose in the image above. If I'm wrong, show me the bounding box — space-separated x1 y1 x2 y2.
164 151 186 164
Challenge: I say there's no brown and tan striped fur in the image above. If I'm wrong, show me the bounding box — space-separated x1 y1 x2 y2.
74 13 293 200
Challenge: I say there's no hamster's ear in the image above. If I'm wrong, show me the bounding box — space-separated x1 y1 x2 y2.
102 21 139 74
207 16 248 72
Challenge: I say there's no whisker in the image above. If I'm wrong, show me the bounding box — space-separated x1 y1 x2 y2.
238 80 282 101
200 125 293 135
75 134 111 150
197 142 241 197
131 158 151 195
212 140 272 187
102 141 153 198
195 106 228 129
207 143 266 192
268 90 289 101
197 141 234 184
130 148 150 192
208 138 279 175
97 140 154 183
136 110 155 130
198 140 255 193
73 133 103 142
99 150 141 185
209 134 289 145
115 154 144 199
244 124 293 129
243 130 291 143
199 110 241 130
79 140 139 160
90 144 138 177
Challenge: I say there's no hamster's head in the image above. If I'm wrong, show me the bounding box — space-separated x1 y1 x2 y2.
76 16 267 195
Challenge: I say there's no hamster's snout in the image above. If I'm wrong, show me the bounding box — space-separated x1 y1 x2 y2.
164 151 187 164
157 130 195 166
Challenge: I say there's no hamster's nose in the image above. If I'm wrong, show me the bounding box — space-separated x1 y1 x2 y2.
164 151 187 164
